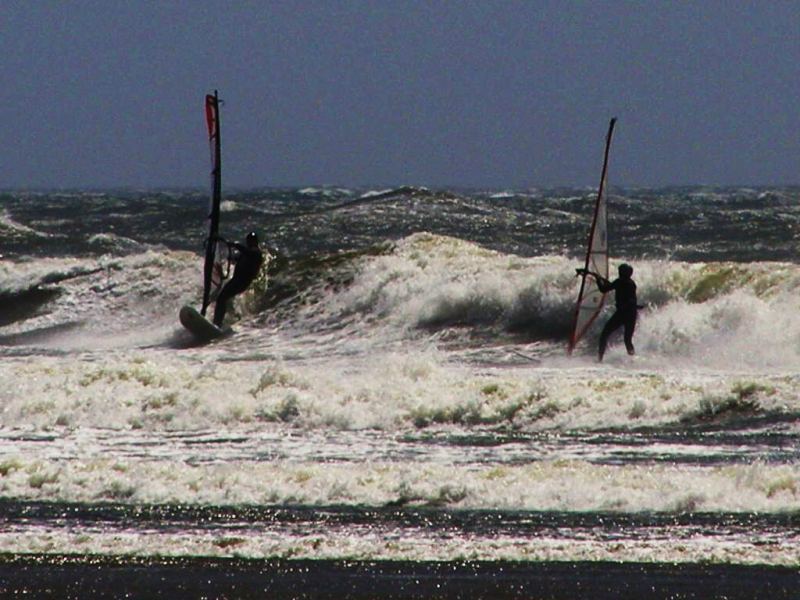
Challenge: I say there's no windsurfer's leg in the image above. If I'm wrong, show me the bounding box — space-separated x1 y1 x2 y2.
213 280 247 327
623 313 637 355
599 312 623 361
213 285 234 327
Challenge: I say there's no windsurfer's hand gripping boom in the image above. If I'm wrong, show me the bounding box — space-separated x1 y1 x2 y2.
575 268 607 282
576 268 613 293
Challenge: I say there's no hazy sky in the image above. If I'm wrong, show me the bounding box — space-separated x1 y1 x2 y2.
2 1 799 189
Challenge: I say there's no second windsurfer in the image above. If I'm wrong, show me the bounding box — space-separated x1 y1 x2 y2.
576 263 639 361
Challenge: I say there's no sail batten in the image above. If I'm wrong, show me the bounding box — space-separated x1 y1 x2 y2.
568 118 616 354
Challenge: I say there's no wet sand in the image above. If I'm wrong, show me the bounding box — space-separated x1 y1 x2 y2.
0 554 798 599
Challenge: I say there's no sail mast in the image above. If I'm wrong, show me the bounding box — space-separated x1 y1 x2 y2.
568 117 616 354
201 90 222 316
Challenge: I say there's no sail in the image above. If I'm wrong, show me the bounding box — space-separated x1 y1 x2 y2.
568 118 616 354
201 91 222 316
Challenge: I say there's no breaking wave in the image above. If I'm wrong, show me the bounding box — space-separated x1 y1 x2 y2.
4 231 800 369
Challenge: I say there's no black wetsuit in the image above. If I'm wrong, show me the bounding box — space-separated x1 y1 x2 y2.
213 243 264 327
596 275 638 360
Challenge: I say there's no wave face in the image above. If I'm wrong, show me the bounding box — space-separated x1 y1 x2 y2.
1 186 800 569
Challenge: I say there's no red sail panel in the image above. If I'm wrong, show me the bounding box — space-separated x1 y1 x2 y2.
205 94 217 141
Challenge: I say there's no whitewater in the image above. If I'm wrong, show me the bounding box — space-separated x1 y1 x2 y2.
1 186 799 596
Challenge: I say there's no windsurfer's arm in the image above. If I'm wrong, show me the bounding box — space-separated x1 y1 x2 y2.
576 268 611 290
595 276 613 293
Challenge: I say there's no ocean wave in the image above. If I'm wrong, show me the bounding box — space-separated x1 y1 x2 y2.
357 186 458 203
4 235 800 365
88 233 146 254
0 258 106 296
359 187 412 200
0 251 198 345
0 209 52 240
298 187 353 198
254 234 800 359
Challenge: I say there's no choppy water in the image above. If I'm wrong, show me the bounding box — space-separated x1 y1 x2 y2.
1 186 800 571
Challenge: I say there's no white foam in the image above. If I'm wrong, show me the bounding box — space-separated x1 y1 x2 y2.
1 346 798 435
0 448 798 514
0 521 796 564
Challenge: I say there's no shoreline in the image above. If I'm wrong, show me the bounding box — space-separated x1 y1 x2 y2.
1 554 798 599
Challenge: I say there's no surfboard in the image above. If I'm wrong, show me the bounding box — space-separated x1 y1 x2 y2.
568 118 616 354
179 305 228 341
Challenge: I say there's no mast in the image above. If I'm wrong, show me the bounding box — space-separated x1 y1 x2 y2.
568 117 616 354
201 90 222 316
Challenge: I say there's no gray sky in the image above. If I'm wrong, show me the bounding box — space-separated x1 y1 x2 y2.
2 1 799 189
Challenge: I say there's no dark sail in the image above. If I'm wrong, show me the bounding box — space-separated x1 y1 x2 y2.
201 91 222 316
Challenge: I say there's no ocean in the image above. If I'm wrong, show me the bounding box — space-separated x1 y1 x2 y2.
1 185 799 598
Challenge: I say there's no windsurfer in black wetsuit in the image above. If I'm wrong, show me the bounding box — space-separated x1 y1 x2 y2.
576 263 640 361
212 231 264 327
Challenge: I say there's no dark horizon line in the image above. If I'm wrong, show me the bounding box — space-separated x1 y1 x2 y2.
2 182 800 195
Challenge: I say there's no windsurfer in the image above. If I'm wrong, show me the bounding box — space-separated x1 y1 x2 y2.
576 263 639 361
212 231 264 327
